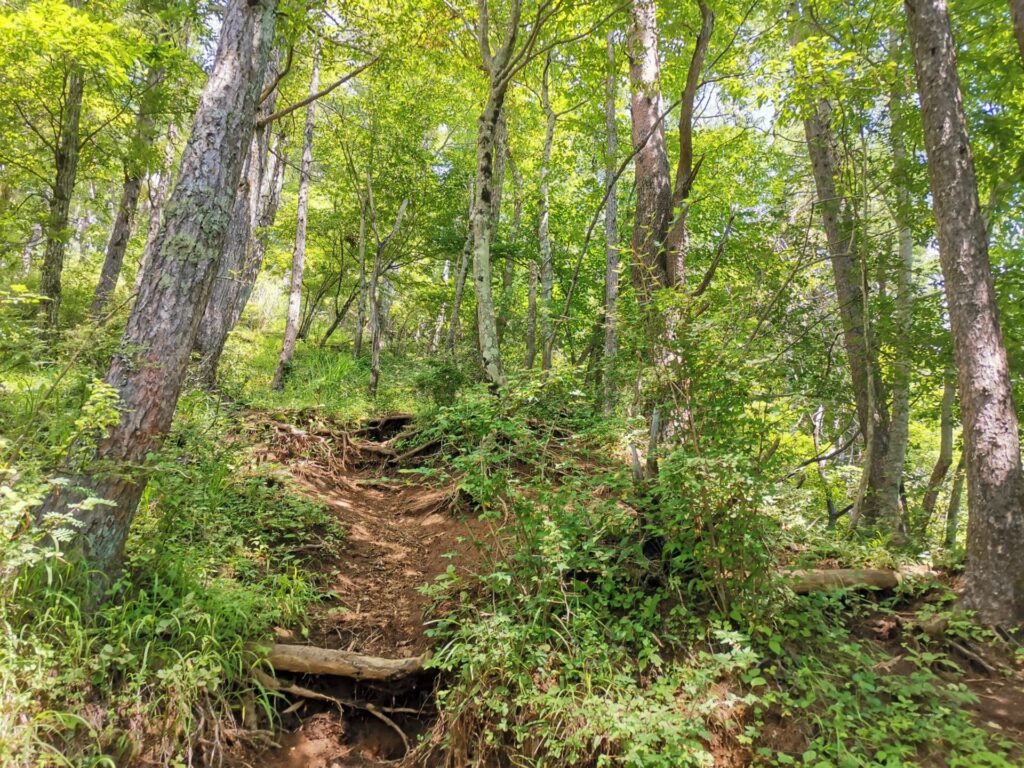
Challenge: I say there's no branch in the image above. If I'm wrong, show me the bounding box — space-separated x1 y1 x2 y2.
257 56 378 127
691 211 735 299
259 45 294 104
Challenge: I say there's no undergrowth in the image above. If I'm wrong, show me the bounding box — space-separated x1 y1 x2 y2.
0 390 344 766
413 371 1020 767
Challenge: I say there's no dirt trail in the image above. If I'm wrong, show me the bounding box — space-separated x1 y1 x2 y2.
249 413 489 767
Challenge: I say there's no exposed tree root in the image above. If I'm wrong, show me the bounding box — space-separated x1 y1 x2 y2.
786 568 900 593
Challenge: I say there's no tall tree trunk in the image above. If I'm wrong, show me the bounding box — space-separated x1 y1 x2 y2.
922 373 955 523
91 63 163 316
367 244 382 396
884 58 915 537
538 55 556 371
22 223 42 276
430 259 450 353
367 196 406 398
906 0 1024 624
40 65 84 328
194 58 283 386
1010 0 1024 62
790 6 897 530
471 85 509 386
626 0 672 302
498 150 522 344
272 48 319 391
39 0 278 575
603 31 620 413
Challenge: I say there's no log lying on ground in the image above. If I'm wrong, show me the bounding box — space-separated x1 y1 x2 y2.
785 568 900 593
267 644 429 680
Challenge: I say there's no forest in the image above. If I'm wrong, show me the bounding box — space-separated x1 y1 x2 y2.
1 0 1023 765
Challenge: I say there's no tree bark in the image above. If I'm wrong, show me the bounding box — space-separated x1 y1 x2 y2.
353 201 368 358
906 0 1024 624
538 55 556 371
603 31 620 413
194 52 284 386
922 373 955 523
368 197 408 397
1010 0 1024 62
790 6 897 530
134 121 180 294
40 65 84 328
626 0 672 302
524 260 538 368
272 48 320 391
38 0 278 575
91 63 163 316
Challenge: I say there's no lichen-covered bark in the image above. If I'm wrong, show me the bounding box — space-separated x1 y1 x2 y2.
38 0 279 575
906 0 1024 624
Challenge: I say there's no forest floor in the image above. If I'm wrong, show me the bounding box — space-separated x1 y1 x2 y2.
238 411 492 768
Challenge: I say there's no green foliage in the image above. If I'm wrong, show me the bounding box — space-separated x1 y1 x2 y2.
0 392 342 765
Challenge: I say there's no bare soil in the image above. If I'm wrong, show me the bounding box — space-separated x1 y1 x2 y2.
242 412 493 768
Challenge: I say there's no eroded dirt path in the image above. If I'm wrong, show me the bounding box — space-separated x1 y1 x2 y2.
248 413 489 767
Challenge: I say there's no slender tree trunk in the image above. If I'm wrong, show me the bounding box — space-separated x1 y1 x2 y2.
791 6 896 530
430 259 450 353
603 30 620 413
812 407 840 529
445 178 474 351
91 63 163 316
272 48 319 391
524 260 538 368
319 286 358 348
40 66 84 328
906 0 1024 624
945 454 966 549
627 0 672 302
39 0 278 575
367 244 382 396
1010 0 1024 62
497 151 522 344
884 61 915 537
922 374 955 523
353 202 368 358
538 56 556 371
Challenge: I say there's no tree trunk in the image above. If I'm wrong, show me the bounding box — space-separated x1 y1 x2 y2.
91 63 163 316
922 373 955 523
603 30 620 413
272 48 319 391
884 59 915 537
497 151 522 344
945 454 966 549
40 66 84 328
22 223 42 276
367 245 382 396
524 260 538 368
353 202 368 358
906 0 1024 624
627 0 672 302
430 259 450 353
38 0 278 575
1010 0 1024 62
195 56 284 387
791 6 897 530
538 56 556 371
471 85 509 386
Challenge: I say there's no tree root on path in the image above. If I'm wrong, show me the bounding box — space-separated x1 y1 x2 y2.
254 669 416 755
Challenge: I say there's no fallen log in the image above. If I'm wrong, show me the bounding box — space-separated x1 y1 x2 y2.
266 644 429 680
785 568 900 594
